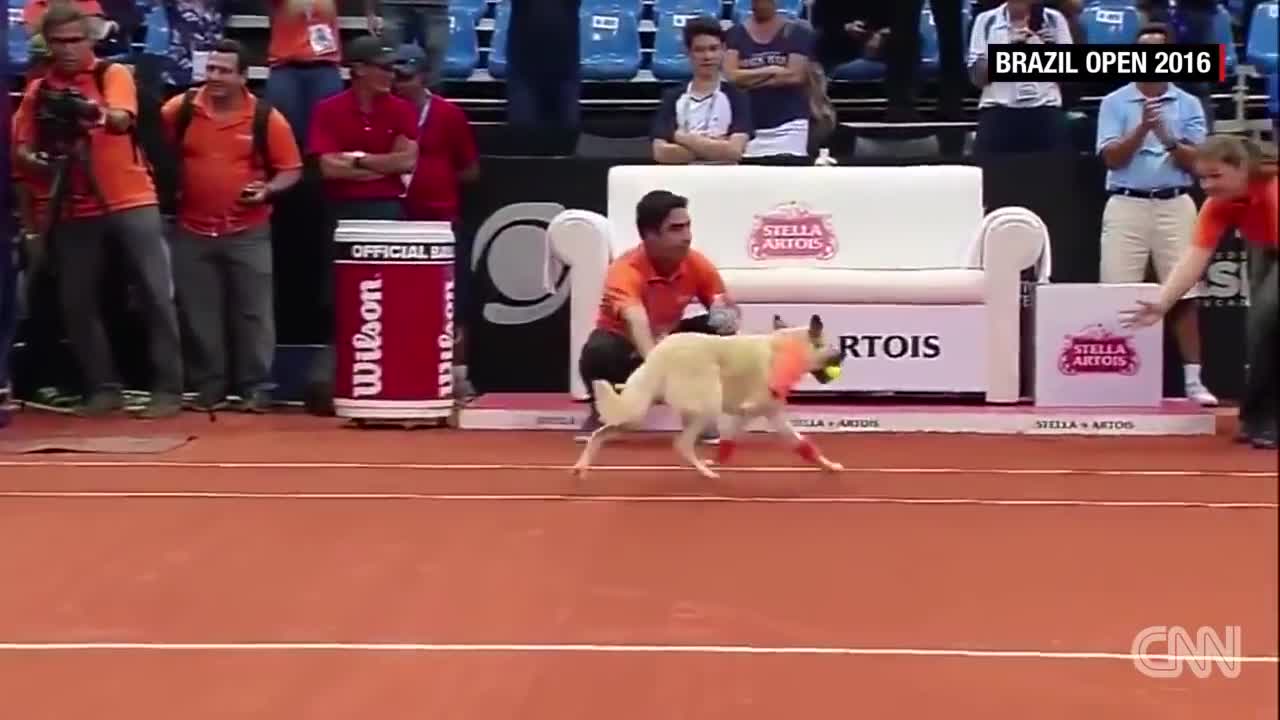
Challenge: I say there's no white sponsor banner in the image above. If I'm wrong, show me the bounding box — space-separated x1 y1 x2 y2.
1034 283 1163 407
738 303 987 393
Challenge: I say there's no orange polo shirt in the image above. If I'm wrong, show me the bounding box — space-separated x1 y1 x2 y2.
1194 174 1279 251
13 61 156 219
596 247 726 338
161 87 303 237
267 0 342 65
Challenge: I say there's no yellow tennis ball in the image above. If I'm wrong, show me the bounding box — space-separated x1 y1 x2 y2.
823 366 841 381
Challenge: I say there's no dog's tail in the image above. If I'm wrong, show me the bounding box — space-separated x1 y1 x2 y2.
592 365 660 427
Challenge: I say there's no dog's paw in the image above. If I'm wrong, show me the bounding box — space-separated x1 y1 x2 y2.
571 462 589 479
821 460 843 473
697 467 720 480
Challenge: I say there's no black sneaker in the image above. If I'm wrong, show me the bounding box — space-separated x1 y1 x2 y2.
136 393 183 419
236 389 272 414
1249 422 1277 450
75 388 125 417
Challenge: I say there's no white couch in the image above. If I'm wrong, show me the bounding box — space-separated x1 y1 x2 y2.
546 164 1050 403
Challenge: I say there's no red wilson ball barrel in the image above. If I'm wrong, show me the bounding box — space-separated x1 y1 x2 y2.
332 220 456 421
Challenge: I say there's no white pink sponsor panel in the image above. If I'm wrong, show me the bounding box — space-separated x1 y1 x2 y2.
1033 283 1164 408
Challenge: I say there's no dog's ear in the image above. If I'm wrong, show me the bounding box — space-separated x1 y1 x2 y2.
772 314 787 330
809 314 824 338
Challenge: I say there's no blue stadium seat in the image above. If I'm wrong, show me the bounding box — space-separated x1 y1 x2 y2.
141 4 171 57
450 0 487 13
1080 3 1140 44
579 7 642 80
830 59 885 82
652 9 711 81
1269 69 1279 119
8 0 30 76
582 0 644 15
919 4 970 78
654 0 721 19
488 0 511 78
1246 1 1279 76
443 6 480 79
1212 3 1238 78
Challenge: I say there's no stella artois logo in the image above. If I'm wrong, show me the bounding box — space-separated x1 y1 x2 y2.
747 202 838 261
1058 324 1139 376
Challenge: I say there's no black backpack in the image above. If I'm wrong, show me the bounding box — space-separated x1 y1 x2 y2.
172 87 275 176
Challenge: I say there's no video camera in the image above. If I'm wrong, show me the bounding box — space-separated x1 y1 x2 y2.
34 85 103 151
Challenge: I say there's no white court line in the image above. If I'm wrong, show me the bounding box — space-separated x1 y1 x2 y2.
0 459 1274 478
0 489 1274 509
0 641 1275 664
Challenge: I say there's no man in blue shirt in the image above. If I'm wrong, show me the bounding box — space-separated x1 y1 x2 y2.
1095 22 1215 406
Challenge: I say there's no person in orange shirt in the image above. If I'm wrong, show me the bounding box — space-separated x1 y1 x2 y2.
576 190 740 440
162 39 303 412
12 4 183 418
1124 135 1278 449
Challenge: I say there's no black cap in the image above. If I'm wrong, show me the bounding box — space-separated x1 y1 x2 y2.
392 43 429 75
347 35 395 66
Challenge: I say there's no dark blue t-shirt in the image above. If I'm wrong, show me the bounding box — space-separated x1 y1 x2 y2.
725 20 816 131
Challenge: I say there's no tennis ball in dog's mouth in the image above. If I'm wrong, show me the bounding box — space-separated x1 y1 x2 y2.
823 366 841 381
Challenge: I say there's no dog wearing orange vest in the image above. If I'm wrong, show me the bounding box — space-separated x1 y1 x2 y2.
572 314 845 479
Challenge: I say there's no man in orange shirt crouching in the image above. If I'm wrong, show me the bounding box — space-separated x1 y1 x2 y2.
162 39 303 411
576 190 739 441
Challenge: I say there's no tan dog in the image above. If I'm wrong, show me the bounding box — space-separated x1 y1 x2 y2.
572 314 845 479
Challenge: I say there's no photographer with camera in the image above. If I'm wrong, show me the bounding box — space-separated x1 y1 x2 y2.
13 4 184 418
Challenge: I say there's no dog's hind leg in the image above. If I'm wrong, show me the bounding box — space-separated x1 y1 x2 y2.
765 410 843 472
674 414 719 479
572 424 622 479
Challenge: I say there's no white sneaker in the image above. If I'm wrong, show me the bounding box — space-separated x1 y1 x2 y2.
1186 381 1219 407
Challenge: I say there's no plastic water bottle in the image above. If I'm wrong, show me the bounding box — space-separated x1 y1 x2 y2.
814 148 838 166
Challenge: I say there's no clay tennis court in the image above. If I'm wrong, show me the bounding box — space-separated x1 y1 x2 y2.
0 410 1275 718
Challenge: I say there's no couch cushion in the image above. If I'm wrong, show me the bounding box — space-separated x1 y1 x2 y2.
607 164 984 271
723 267 985 304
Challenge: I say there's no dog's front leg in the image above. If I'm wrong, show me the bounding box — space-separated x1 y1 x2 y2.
765 410 843 472
573 425 620 479
710 413 750 467
675 415 719 479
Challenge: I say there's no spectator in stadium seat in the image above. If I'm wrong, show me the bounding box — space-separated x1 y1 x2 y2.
13 4 184 417
1124 135 1278 449
968 0 1074 155
1138 0 1221 131
724 0 818 164
575 190 738 441
1096 23 1217 407
304 36 419 415
885 0 966 123
808 0 892 76
265 0 381 149
651 16 753 165
506 0 580 130
162 39 303 412
391 42 479 401
381 0 448 89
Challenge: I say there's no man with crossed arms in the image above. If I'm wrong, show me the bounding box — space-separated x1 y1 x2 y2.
1096 22 1216 406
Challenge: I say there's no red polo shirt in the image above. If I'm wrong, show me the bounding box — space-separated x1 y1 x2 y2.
308 89 418 202
401 94 478 222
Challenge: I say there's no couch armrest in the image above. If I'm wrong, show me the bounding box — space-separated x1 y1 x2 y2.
547 209 613 400
973 207 1051 403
